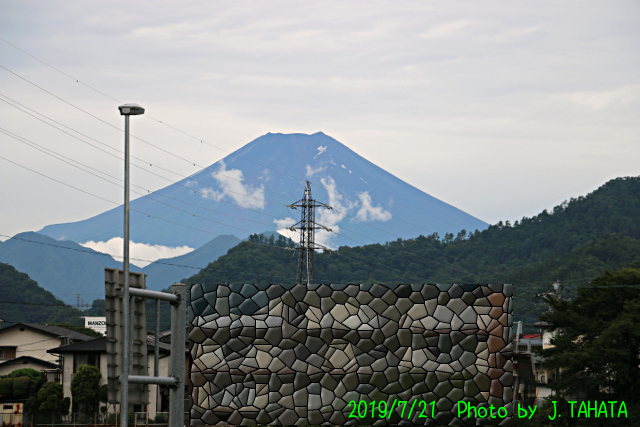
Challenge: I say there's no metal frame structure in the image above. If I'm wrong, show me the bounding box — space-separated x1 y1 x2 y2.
287 181 333 284
116 104 185 426
105 270 186 427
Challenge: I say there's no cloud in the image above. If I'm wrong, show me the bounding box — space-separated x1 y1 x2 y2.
274 217 298 243
305 164 325 177
80 238 193 268
565 85 640 110
201 160 265 209
418 20 474 40
314 145 327 158
316 177 353 248
356 192 392 222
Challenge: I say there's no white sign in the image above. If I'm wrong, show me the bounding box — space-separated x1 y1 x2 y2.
83 316 107 335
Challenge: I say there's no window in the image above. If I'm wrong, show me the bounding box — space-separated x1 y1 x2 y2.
540 375 546 384
0 347 16 360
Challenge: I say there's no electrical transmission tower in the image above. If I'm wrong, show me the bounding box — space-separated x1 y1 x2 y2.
287 181 333 285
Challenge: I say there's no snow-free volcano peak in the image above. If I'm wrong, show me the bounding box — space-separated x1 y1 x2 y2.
39 132 488 250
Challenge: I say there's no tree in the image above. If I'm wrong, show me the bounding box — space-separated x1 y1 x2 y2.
36 381 65 413
536 263 640 424
9 368 43 384
71 365 102 414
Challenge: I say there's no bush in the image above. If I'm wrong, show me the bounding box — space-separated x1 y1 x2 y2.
154 413 166 423
71 364 102 413
37 381 64 413
8 368 42 384
12 376 35 398
0 377 12 398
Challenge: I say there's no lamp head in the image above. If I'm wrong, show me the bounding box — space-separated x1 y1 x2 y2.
118 103 145 116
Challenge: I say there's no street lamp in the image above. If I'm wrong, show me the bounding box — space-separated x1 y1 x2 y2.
118 103 144 427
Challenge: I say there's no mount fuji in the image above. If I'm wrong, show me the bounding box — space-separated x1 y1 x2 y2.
39 132 488 252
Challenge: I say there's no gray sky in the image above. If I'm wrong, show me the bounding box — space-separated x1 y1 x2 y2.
2 0 639 244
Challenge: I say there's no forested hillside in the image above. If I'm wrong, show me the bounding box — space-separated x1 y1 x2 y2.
185 176 640 329
0 262 85 326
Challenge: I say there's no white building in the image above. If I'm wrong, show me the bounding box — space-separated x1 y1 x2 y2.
48 335 177 419
0 323 93 379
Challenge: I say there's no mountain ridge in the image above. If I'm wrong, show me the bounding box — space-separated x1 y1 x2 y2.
37 132 488 250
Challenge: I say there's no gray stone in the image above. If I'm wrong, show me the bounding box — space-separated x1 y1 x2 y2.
421 285 439 300
433 306 454 323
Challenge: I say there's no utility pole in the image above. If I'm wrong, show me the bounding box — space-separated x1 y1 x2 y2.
287 181 333 285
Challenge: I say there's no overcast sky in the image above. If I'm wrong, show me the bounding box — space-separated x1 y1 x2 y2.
1 1 639 244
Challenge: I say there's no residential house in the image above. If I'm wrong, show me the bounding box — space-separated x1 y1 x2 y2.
48 335 174 419
0 323 93 380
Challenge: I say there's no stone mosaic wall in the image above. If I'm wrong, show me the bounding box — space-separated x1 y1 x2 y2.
188 284 513 425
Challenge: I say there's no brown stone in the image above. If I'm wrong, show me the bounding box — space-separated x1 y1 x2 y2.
495 353 507 369
488 335 506 353
492 325 504 338
488 368 504 379
488 293 505 307
489 306 503 319
490 379 503 397
191 372 206 387
499 313 509 326
487 319 501 333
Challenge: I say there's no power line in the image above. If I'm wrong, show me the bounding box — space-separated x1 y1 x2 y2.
0 127 272 235
0 42 457 241
0 92 370 245
0 37 308 186
0 141 574 289
0 155 253 239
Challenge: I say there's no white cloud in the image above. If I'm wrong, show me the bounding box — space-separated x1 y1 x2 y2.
80 238 194 268
305 164 325 177
316 177 353 248
356 192 392 222
201 160 266 209
314 145 327 158
565 85 640 110
418 20 474 40
274 217 298 243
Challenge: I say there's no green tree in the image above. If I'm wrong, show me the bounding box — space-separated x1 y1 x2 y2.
8 368 42 384
71 365 102 414
536 263 640 425
11 376 35 398
36 381 65 413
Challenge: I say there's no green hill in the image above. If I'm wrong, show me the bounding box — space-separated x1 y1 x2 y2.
0 262 85 326
184 176 640 330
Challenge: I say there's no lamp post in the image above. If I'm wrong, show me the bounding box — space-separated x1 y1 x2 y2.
118 103 144 427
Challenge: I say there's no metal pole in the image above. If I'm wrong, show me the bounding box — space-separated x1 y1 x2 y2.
169 284 186 427
155 299 159 376
129 294 135 374
155 299 160 416
121 114 130 427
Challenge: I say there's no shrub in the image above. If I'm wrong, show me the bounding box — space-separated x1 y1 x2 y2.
0 377 12 398
8 368 42 384
12 376 35 398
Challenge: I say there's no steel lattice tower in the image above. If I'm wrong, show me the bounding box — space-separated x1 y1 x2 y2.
288 181 333 285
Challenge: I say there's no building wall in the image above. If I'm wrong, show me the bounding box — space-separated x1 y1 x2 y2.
0 328 62 363
62 350 171 417
147 353 171 419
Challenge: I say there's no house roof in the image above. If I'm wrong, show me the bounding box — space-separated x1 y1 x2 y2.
0 356 59 370
522 333 541 339
47 336 172 355
0 323 94 342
